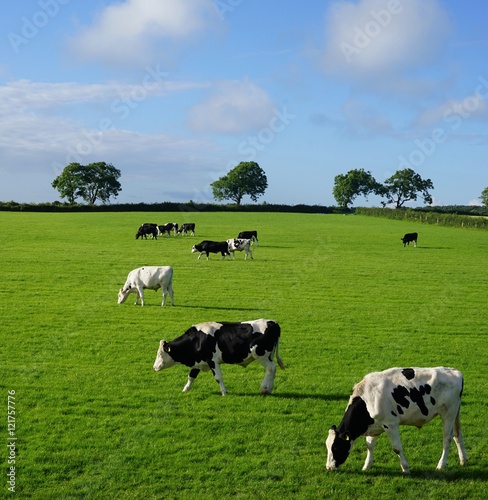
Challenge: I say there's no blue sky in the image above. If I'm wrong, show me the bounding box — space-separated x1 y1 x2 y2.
1 0 487 206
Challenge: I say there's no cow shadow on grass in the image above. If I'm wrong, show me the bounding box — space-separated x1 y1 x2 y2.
233 391 347 402
414 246 453 250
175 304 271 312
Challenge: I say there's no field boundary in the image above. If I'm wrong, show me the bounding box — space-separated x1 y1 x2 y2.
356 206 488 230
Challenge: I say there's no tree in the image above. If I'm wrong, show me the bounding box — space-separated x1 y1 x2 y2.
52 162 122 205
480 187 488 207
381 168 434 208
332 168 381 209
211 161 267 205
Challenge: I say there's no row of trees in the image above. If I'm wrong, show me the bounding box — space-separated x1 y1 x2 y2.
332 168 434 209
51 161 486 210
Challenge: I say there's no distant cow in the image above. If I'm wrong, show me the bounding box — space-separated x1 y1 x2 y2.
325 367 467 474
191 240 230 260
118 266 174 306
401 232 418 247
227 238 253 260
153 319 285 395
178 223 195 236
158 222 178 237
238 230 258 245
136 223 158 240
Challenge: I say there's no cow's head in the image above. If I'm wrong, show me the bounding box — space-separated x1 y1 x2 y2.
153 340 176 371
325 426 353 470
191 245 198 253
117 286 131 304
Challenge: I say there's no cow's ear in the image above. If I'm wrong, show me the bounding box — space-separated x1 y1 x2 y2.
331 425 337 431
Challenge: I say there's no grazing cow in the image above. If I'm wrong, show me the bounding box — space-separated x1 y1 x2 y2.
158 222 178 237
401 232 418 247
238 230 258 245
227 238 253 260
153 319 285 395
325 367 467 474
136 223 158 240
191 240 230 260
118 266 174 306
177 223 196 236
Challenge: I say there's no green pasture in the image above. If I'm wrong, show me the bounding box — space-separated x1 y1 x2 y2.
1 211 487 499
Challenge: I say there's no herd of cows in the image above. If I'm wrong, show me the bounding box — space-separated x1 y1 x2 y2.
118 223 469 474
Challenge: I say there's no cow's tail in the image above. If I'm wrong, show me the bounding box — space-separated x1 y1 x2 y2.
275 339 285 370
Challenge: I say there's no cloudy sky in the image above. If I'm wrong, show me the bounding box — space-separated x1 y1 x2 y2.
1 0 487 206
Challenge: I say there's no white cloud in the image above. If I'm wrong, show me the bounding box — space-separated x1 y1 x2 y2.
321 0 451 79
187 78 276 134
69 0 217 66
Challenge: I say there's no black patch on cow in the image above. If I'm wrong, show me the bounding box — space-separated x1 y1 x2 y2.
392 384 432 417
215 320 280 364
402 368 415 380
330 431 352 467
408 387 429 416
430 397 436 406
391 410 397 417
392 385 410 410
337 396 374 441
189 368 200 379
166 327 217 367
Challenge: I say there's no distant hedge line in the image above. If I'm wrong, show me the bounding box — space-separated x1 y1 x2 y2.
356 207 488 230
0 200 340 214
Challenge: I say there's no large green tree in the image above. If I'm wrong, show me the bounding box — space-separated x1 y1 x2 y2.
52 162 122 205
332 168 380 209
211 161 267 205
480 187 488 207
381 168 434 208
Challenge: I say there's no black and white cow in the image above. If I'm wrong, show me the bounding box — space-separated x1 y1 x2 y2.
191 240 230 260
401 232 418 247
158 222 178 237
118 266 174 306
227 238 253 260
136 223 158 240
178 223 195 236
153 319 285 395
238 230 258 245
325 367 467 474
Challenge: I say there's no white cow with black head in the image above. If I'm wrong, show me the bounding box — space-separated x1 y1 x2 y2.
325 367 467 474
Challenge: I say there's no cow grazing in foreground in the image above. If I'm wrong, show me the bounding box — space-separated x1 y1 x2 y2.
153 319 284 395
401 232 418 247
178 223 195 236
118 266 174 306
191 240 230 260
158 222 178 237
325 367 467 474
136 223 158 240
227 238 253 260
238 230 258 245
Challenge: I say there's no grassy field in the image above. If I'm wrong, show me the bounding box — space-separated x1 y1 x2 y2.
1 210 487 499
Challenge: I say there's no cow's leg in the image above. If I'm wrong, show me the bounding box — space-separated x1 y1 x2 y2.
135 287 145 306
453 411 468 466
436 408 467 469
384 426 410 474
182 369 200 392
256 355 277 395
363 436 377 470
165 283 175 306
414 240 417 247
209 362 227 395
